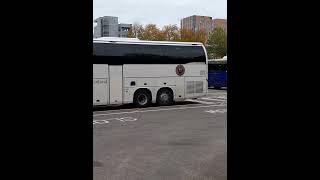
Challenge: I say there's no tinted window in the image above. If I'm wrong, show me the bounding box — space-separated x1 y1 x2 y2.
163 46 205 63
93 43 206 64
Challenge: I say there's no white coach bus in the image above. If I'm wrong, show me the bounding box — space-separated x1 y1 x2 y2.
93 37 208 107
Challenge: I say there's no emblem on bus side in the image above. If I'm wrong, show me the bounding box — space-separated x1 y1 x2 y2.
176 64 185 76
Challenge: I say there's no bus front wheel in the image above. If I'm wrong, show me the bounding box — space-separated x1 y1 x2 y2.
157 89 173 106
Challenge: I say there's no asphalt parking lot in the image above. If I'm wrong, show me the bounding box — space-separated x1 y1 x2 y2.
93 89 227 180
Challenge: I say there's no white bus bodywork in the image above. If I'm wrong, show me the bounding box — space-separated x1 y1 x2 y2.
93 38 208 106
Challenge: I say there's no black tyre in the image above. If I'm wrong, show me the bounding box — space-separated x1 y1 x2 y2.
157 89 173 106
133 89 152 108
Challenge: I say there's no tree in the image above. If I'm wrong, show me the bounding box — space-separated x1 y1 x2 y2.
180 28 207 45
194 28 207 45
180 28 196 42
206 27 227 59
127 23 144 39
128 23 215 46
141 24 163 41
161 24 180 41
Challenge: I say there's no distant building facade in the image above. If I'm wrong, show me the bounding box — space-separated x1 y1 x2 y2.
180 15 227 33
180 15 214 35
93 16 132 38
118 23 132 37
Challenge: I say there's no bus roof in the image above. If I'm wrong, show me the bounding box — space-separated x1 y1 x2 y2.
94 37 140 41
208 56 227 61
93 37 204 46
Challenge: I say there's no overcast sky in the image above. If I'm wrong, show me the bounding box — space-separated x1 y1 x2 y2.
93 0 227 28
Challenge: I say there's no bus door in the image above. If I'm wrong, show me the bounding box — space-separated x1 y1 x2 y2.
109 65 123 104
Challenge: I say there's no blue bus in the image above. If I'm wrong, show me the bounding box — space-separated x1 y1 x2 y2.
208 57 227 89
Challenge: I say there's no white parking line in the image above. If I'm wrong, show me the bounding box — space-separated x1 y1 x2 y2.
93 102 219 116
185 99 215 104
93 117 138 125
93 119 110 124
205 109 227 114
207 93 227 95
93 104 225 117
201 97 227 102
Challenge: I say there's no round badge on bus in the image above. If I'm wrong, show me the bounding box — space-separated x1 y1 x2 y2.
176 64 185 76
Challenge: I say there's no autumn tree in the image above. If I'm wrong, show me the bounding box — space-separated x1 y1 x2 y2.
180 28 196 42
206 27 227 58
161 24 180 41
127 23 144 39
194 28 207 45
139 24 162 41
128 23 210 45
180 28 207 45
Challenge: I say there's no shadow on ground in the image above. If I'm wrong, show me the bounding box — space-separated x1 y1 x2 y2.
93 101 199 112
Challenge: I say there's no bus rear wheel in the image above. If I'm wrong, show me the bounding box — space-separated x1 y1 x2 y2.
133 89 152 108
157 89 173 106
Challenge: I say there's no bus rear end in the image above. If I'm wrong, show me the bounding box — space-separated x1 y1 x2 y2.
208 58 227 89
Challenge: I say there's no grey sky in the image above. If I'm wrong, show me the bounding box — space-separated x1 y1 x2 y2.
93 0 227 28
